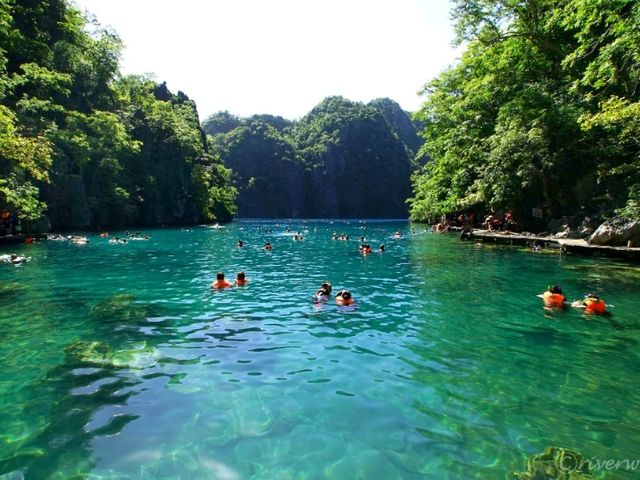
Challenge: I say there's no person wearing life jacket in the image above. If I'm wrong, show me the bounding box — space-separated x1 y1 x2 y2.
581 293 607 314
235 271 248 286
359 243 372 255
264 241 272 251
542 285 566 308
335 290 354 306
212 272 231 289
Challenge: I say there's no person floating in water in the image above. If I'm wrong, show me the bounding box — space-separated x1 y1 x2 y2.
235 271 248 286
264 241 273 251
0 253 28 264
237 240 244 248
359 243 371 255
379 244 385 252
313 282 332 302
572 293 607 315
335 289 354 306
541 285 566 308
212 272 231 289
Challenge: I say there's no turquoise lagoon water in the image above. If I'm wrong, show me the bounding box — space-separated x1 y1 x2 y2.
1 220 639 479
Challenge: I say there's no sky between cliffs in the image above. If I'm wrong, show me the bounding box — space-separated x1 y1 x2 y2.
73 0 459 120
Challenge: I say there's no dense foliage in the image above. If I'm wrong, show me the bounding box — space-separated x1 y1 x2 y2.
408 0 640 225
204 97 423 218
0 0 236 230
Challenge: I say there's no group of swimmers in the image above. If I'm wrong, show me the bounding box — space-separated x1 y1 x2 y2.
541 285 607 314
0 253 29 264
211 271 247 289
101 231 150 243
313 282 355 306
211 274 355 306
332 233 350 241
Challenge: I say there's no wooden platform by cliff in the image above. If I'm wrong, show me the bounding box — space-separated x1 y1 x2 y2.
467 230 640 261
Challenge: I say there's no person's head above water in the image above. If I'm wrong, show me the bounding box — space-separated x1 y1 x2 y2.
549 285 563 294
217 272 225 281
322 282 332 293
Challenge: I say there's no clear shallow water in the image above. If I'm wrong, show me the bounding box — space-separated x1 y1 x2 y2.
1 220 639 479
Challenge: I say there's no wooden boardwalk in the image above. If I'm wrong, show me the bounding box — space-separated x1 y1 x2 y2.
467 230 640 260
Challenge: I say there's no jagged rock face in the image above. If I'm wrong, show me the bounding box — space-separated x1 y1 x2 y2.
368 98 424 158
43 175 92 229
303 115 412 218
589 217 640 246
210 97 418 219
221 122 305 218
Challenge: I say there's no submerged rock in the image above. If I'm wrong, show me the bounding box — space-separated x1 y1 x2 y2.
64 341 112 365
64 340 157 367
589 217 640 246
91 293 151 323
513 446 593 479
0 282 26 298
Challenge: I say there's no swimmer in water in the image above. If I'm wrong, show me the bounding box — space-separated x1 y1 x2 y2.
211 272 231 289
359 243 371 255
313 282 332 302
235 271 247 286
541 285 566 308
572 293 607 314
335 289 354 306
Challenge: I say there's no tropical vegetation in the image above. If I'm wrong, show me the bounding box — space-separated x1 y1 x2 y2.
408 0 640 226
0 0 236 230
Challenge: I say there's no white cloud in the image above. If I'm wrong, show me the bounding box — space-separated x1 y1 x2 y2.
73 0 459 119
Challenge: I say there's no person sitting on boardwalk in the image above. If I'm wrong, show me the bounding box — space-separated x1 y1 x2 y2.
572 293 607 314
235 271 248 286
212 272 231 289
542 285 566 308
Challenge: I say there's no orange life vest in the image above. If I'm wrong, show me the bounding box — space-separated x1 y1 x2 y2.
543 291 565 308
235 279 247 286
212 280 231 289
584 298 606 314
336 297 354 306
